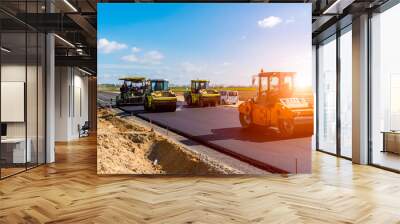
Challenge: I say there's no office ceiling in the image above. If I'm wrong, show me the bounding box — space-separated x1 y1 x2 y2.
311 0 391 43
0 0 97 75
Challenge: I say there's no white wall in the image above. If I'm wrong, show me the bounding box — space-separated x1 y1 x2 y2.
55 66 70 141
1 65 26 138
54 67 89 141
1 63 46 164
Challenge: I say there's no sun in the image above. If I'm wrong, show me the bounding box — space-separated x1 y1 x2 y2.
294 74 312 89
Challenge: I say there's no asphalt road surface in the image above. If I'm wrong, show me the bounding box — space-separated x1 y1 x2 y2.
98 91 311 173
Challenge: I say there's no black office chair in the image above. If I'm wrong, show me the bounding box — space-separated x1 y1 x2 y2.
79 121 90 138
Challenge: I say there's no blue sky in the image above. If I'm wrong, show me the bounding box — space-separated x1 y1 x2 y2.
98 3 311 86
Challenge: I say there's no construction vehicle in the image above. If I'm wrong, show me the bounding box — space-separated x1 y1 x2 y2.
115 77 146 106
238 69 313 137
184 80 220 107
220 90 239 105
144 79 177 112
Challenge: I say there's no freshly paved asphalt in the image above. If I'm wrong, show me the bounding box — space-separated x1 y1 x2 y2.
98 91 311 173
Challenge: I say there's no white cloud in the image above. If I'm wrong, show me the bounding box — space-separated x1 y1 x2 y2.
257 16 282 28
98 38 127 54
180 62 202 73
141 50 164 64
99 64 171 71
121 50 164 65
222 62 231 66
121 54 138 62
132 47 141 53
145 50 164 60
241 35 247 40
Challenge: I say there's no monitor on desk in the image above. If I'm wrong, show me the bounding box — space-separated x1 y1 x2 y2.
1 123 7 138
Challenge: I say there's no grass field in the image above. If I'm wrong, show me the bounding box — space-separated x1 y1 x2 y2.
97 84 119 92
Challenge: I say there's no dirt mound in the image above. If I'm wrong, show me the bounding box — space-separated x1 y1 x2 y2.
97 109 227 175
147 140 220 175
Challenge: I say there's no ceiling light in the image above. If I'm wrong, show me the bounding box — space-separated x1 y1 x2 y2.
63 0 78 12
1 47 11 53
54 34 75 48
78 67 92 76
76 48 85 55
323 0 354 15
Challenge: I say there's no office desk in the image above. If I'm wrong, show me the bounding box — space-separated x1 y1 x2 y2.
1 138 31 163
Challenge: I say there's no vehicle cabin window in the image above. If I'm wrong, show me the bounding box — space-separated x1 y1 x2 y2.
151 82 158 91
283 76 293 91
152 81 168 91
229 91 237 96
269 76 279 91
199 82 208 89
220 91 226 95
261 77 268 92
192 82 196 92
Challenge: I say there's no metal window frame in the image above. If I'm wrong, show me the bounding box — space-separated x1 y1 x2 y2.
367 0 400 173
315 23 353 161
315 0 400 172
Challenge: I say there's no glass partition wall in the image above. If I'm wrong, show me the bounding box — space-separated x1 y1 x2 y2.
316 26 352 159
370 3 400 171
317 35 337 155
339 27 352 159
0 2 46 179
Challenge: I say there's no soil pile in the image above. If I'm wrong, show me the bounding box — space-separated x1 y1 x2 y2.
97 109 225 174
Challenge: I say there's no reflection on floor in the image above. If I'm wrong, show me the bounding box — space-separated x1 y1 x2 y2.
373 151 400 171
0 167 25 178
0 163 43 179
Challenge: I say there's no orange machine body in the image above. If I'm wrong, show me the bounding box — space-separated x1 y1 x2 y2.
238 69 313 137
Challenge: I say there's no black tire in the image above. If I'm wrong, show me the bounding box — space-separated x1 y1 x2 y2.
186 96 192 106
144 98 151 111
239 113 252 129
199 100 204 107
151 103 157 112
169 104 177 112
279 119 295 138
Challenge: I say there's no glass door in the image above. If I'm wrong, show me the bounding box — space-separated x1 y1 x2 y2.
0 1 47 179
317 35 337 154
1 30 28 178
370 3 400 171
339 27 352 158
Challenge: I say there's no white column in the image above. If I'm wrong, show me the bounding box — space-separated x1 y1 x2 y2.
46 33 55 163
54 67 73 141
352 14 369 164
312 45 317 151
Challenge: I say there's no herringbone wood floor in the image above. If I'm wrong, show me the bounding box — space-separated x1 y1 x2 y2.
1 135 400 223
